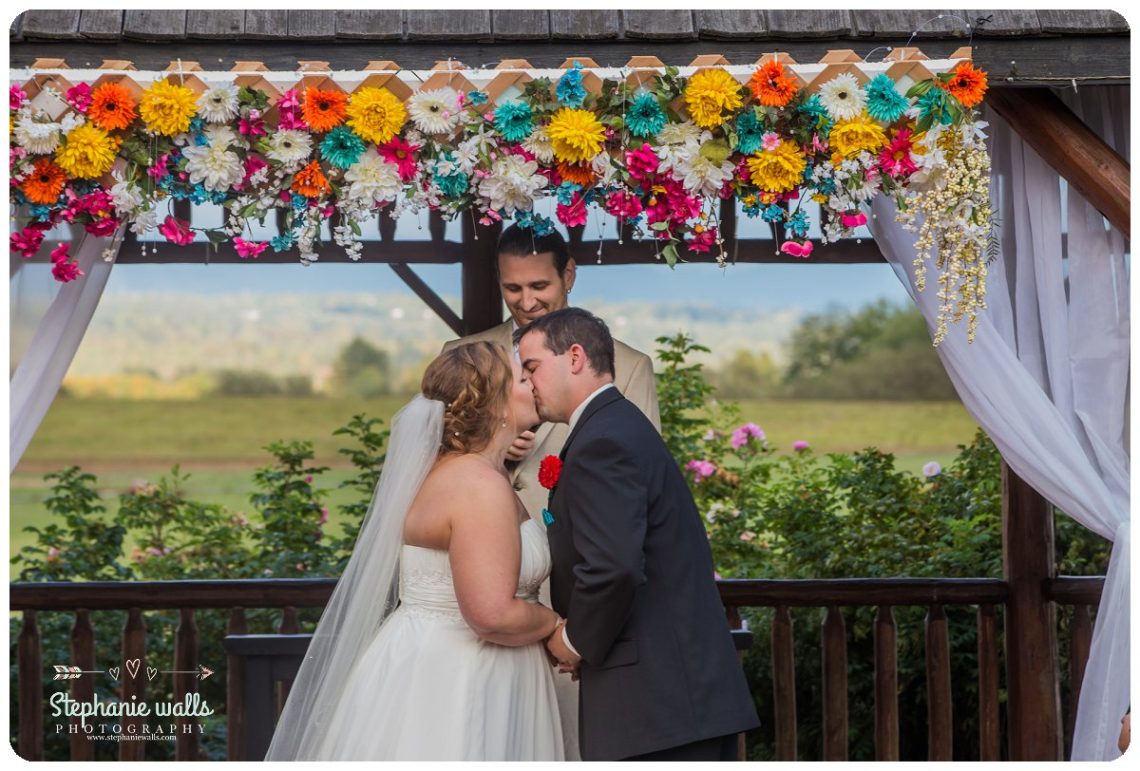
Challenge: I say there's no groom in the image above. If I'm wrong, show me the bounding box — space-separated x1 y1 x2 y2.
516 308 760 761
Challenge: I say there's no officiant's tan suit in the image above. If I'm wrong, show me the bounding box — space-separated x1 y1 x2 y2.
442 318 659 761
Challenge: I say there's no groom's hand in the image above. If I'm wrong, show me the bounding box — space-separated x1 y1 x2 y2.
506 430 537 462
545 626 581 668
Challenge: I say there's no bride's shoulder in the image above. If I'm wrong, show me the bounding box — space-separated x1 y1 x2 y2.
425 455 512 497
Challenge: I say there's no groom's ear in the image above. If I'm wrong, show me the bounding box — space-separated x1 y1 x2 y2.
567 343 587 374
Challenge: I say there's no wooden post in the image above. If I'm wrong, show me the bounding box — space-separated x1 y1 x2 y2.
987 87 1130 239
1001 461 1062 760
460 216 503 335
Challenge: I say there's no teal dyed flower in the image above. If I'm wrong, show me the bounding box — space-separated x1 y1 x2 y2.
320 126 366 169
466 90 489 106
433 155 469 198
917 87 954 125
494 101 534 142
864 75 909 123
798 94 833 134
786 208 809 237
735 109 765 154
627 93 666 138
556 63 587 108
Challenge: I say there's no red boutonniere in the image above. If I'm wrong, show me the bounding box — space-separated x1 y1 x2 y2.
538 455 563 490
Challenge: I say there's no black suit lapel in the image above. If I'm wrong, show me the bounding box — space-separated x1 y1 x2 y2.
559 387 624 461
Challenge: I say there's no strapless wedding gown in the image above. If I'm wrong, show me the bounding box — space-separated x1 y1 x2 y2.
307 519 564 760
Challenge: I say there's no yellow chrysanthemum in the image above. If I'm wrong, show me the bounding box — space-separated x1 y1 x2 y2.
546 108 606 165
346 87 407 144
829 116 888 160
746 139 806 194
138 80 199 136
54 124 118 179
683 68 743 129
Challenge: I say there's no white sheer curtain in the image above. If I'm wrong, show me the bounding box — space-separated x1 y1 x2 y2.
870 85 1129 761
9 228 123 472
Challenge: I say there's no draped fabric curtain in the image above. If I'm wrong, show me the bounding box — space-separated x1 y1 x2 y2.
869 85 1129 761
9 228 123 472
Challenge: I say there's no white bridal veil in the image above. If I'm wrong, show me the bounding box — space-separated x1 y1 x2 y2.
264 395 444 760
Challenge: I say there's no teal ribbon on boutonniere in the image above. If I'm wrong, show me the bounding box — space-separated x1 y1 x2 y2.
542 507 554 526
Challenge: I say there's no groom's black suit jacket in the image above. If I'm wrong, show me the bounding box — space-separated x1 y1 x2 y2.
546 388 760 760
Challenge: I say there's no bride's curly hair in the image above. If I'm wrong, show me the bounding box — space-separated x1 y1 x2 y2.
421 341 513 455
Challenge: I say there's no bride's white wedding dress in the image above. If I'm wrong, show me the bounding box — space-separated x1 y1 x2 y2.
306 518 564 761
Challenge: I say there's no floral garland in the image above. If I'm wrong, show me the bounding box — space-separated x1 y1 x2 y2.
9 60 992 342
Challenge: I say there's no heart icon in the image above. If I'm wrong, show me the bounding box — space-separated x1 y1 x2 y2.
108 666 120 681
146 666 158 681
125 658 141 679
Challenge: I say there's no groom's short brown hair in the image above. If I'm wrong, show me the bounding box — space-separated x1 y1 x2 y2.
514 307 615 379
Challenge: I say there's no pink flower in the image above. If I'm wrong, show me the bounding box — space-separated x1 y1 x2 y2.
624 143 660 182
923 461 942 478
84 218 120 237
604 189 643 220
295 562 306 573
237 154 268 190
812 133 829 154
780 240 814 259
158 215 194 246
731 422 766 450
555 194 589 227
879 129 919 179
739 531 756 542
277 90 301 111
378 137 420 182
687 227 717 253
239 114 267 136
234 237 268 259
10 85 28 111
761 132 781 152
10 226 46 258
51 257 84 283
685 459 716 481
147 154 171 180
65 83 92 113
50 243 70 263
793 440 810 451
319 507 329 526
840 211 867 229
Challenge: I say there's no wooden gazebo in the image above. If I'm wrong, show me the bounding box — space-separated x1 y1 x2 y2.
9 8 1128 762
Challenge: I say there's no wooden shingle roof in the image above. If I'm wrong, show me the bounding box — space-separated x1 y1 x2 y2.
10 9 1131 84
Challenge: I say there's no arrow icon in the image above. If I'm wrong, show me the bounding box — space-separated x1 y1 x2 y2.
161 665 215 681
52 665 104 680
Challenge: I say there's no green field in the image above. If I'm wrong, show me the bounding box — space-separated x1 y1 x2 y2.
10 396 978 559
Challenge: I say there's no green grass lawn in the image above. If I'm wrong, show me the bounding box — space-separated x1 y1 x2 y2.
10 396 977 561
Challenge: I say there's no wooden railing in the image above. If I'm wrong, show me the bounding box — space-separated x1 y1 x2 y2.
10 575 1103 761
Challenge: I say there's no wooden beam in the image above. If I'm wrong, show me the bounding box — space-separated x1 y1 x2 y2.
1001 461 1062 760
988 87 1130 239
389 263 463 337
460 216 503 335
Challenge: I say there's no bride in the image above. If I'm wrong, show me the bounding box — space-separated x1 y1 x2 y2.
265 341 564 761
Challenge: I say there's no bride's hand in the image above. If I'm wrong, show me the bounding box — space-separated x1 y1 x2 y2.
506 430 536 462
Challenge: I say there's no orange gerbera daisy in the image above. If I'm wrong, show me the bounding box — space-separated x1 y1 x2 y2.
556 160 595 186
291 160 331 198
943 61 988 108
748 60 799 108
88 82 138 131
22 158 68 204
301 89 349 133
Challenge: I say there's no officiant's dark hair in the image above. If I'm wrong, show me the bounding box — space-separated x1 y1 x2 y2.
496 225 572 277
515 307 615 379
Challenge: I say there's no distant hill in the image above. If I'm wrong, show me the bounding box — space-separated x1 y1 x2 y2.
55 293 800 383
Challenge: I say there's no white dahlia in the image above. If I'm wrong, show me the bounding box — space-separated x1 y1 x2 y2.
343 148 403 203
182 142 244 191
478 155 548 215
818 73 867 122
